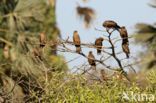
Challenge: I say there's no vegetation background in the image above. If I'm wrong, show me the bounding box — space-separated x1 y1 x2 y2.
0 0 156 103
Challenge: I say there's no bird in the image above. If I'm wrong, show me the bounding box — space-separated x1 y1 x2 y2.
102 20 120 32
73 30 81 53
88 51 96 69
119 26 129 43
39 32 46 48
100 69 107 81
95 37 104 55
122 42 130 58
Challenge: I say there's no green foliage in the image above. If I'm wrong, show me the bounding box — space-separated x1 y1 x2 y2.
0 0 65 102
23 70 156 103
134 19 156 69
50 55 68 72
134 1 156 70
135 23 156 50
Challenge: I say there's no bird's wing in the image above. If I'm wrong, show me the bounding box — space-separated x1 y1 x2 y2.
123 44 130 53
73 34 81 45
95 39 98 45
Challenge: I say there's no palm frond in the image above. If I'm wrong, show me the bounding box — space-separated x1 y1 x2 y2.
149 0 156 8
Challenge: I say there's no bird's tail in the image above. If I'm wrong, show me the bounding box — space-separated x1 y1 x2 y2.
97 49 101 55
76 46 81 53
126 53 129 58
91 62 96 70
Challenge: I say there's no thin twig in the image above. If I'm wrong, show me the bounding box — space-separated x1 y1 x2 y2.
107 30 131 81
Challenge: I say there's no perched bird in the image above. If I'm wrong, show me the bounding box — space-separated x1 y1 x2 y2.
95 37 104 55
39 32 46 48
102 20 120 32
119 26 129 43
122 42 130 58
88 51 96 69
73 31 81 53
100 69 107 81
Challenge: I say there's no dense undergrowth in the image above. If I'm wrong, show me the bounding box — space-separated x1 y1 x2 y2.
27 68 156 103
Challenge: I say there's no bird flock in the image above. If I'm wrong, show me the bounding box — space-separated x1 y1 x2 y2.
73 20 130 69
38 20 130 70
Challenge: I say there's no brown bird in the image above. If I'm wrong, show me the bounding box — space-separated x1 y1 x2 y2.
88 51 96 69
39 32 46 48
76 6 95 28
73 30 81 53
119 26 129 43
95 37 104 55
122 42 130 58
100 69 107 81
102 20 120 32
